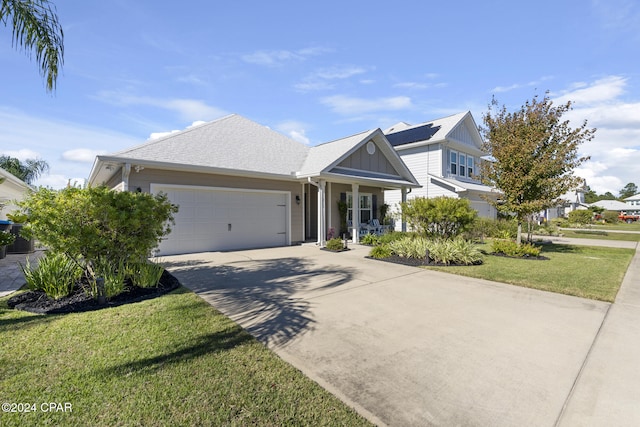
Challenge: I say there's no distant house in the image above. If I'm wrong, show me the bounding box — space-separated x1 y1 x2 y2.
383 112 497 228
624 193 640 215
539 187 586 221
0 168 31 221
88 114 419 255
588 199 632 212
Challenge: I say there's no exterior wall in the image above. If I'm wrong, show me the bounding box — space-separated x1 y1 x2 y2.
128 168 305 244
385 144 452 212
337 142 397 175
0 179 29 221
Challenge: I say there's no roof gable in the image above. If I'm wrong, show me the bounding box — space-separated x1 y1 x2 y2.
384 111 484 151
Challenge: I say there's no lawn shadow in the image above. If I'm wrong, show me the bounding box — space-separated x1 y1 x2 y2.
102 327 253 376
165 256 355 347
538 243 582 254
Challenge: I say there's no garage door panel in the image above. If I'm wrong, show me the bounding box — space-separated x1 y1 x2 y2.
155 185 289 255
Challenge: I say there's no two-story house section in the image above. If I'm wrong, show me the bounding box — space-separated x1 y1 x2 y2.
384 111 497 226
624 193 640 216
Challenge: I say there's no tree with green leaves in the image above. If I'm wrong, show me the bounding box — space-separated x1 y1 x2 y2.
0 155 49 184
1 0 64 92
480 93 595 244
619 182 638 199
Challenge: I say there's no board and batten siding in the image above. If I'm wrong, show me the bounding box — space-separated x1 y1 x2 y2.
337 142 397 175
127 168 304 244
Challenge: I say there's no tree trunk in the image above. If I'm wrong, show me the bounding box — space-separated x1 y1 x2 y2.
516 221 523 245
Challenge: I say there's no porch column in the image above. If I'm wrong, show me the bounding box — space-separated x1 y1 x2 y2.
122 163 131 192
327 182 332 237
352 183 359 243
301 182 306 242
317 179 326 247
401 187 407 232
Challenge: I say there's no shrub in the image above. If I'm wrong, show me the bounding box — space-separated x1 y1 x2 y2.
427 238 483 265
400 196 477 239
467 217 498 242
18 186 178 299
92 258 128 299
127 260 165 288
20 252 82 300
603 210 620 224
369 245 392 259
568 209 593 225
491 239 542 257
389 236 417 258
325 237 345 251
360 233 381 246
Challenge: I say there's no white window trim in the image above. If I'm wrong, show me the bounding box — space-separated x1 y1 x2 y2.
347 192 373 224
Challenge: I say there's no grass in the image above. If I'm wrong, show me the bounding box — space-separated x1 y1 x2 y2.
0 287 371 427
558 229 640 242
426 243 635 302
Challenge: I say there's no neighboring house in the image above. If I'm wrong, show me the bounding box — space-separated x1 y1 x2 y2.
589 199 635 212
383 112 497 227
624 193 640 215
539 187 586 221
88 114 419 255
0 167 31 221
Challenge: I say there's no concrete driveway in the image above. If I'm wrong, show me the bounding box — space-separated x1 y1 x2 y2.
163 243 637 426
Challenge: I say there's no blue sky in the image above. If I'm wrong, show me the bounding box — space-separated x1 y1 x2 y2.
1 0 639 194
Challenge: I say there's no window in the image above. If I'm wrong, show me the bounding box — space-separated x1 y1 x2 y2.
459 153 466 177
347 193 372 224
467 156 474 178
450 151 457 175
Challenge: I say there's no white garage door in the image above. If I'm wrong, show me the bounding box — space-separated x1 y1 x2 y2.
153 185 289 255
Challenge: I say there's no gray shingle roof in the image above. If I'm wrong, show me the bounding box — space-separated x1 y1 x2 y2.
112 114 310 176
298 129 373 177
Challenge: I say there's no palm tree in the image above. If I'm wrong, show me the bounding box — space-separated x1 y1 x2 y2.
1 0 64 92
0 155 49 184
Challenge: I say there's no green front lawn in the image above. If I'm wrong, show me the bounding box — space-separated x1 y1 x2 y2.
427 243 635 302
0 288 371 427
558 229 640 242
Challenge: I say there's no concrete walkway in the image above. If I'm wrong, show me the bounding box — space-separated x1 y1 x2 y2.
0 250 44 297
163 239 640 426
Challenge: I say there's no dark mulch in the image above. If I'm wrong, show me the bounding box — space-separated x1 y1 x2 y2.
366 255 482 267
7 270 181 315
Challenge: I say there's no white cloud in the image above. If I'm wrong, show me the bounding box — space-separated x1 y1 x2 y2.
62 148 108 163
491 76 554 93
552 75 640 194
0 107 141 189
148 120 208 140
295 66 369 92
95 91 228 122
0 148 41 160
277 120 311 145
553 75 627 106
321 95 413 115
242 46 331 67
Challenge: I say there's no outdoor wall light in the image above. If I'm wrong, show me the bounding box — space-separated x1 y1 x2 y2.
296 195 301 205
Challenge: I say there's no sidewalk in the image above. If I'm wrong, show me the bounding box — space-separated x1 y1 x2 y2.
0 250 44 297
558 240 640 426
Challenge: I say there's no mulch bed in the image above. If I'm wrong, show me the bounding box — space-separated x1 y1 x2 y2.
7 270 181 315
366 255 482 267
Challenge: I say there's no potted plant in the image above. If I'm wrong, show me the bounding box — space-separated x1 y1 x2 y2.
0 230 15 259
